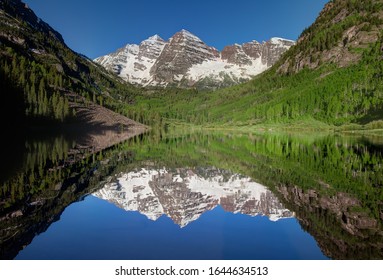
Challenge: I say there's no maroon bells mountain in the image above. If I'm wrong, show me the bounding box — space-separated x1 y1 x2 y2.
94 29 294 89
93 167 294 227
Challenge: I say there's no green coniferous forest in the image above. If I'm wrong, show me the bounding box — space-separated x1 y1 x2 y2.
0 0 139 127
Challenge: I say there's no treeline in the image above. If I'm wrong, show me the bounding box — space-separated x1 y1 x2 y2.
1 48 73 123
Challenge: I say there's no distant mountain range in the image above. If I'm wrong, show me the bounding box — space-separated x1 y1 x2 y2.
93 167 294 227
94 30 295 89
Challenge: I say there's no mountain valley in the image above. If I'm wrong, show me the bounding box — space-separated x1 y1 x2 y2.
1 0 383 263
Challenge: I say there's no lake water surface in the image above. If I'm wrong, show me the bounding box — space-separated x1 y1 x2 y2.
1 131 382 259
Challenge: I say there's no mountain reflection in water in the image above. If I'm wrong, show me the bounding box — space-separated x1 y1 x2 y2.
93 167 294 227
2 131 382 260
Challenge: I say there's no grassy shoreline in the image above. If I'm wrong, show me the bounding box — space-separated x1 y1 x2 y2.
163 119 383 136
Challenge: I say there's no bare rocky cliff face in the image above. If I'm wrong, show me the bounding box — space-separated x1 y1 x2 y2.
149 30 220 86
94 30 294 89
0 0 65 45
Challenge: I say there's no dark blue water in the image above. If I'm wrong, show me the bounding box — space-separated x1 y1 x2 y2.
16 195 327 260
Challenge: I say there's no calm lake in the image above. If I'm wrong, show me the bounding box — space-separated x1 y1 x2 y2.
1 130 382 259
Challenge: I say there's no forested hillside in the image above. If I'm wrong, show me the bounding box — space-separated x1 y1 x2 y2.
0 0 139 126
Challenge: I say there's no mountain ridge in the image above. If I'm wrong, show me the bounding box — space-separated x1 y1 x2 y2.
94 29 295 89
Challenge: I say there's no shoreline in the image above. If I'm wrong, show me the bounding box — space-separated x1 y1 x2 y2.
22 100 149 153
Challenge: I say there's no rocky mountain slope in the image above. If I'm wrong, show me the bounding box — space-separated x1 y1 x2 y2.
93 167 294 227
94 30 294 89
277 0 383 74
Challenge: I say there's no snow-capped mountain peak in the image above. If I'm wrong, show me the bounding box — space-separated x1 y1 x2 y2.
177 29 203 42
145 34 165 42
94 30 295 89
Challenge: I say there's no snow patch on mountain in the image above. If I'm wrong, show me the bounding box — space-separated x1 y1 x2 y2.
270 37 296 45
186 57 268 83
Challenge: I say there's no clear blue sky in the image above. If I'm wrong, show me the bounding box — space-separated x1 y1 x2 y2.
23 0 329 59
